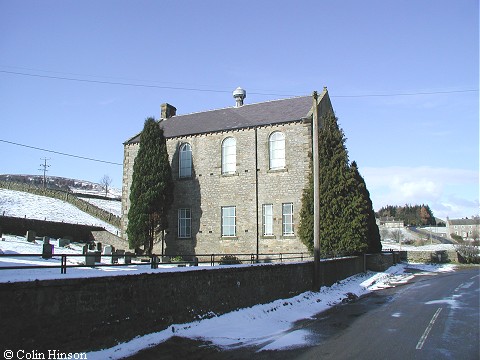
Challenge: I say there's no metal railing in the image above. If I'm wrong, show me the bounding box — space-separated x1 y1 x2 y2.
0 252 313 274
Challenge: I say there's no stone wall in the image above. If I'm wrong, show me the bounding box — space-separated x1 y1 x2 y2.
0 215 103 243
0 181 120 228
0 257 366 353
122 121 312 256
405 250 458 263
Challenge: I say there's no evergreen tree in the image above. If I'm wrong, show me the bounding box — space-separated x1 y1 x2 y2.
299 112 370 257
299 163 314 252
376 204 436 226
351 161 382 253
127 117 174 254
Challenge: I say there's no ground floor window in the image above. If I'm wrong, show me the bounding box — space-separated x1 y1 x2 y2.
263 204 273 236
222 206 236 237
282 203 294 235
178 208 191 238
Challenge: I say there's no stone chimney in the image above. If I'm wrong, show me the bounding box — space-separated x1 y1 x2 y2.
233 87 246 107
161 103 177 119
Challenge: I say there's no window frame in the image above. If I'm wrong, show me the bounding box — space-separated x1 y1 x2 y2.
178 208 192 239
179 143 192 178
262 204 274 236
269 131 286 170
221 206 236 237
282 203 294 236
221 137 236 175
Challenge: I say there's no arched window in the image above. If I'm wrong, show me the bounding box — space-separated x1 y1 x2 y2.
222 137 236 174
269 132 285 169
179 143 192 178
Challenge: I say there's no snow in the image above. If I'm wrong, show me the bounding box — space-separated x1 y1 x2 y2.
381 240 456 252
0 236 457 358
0 234 217 283
82 197 122 217
0 188 119 233
85 262 456 359
0 188 461 357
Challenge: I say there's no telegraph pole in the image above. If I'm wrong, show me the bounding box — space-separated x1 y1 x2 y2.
39 158 50 189
312 91 321 290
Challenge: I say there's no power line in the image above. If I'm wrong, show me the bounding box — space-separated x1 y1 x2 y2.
0 139 122 166
332 89 478 98
1 69 477 98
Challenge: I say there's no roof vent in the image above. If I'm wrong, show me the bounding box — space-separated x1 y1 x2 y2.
233 87 246 107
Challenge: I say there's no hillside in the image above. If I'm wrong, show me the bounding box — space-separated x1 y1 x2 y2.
0 174 121 199
0 188 119 234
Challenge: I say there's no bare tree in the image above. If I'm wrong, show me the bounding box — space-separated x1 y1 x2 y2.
380 228 390 241
391 229 403 243
100 175 112 197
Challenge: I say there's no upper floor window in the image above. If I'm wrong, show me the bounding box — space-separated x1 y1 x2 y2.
269 132 285 169
179 143 192 178
222 137 236 174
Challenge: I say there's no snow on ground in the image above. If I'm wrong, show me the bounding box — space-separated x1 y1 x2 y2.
86 262 456 359
0 188 119 233
0 234 458 358
0 234 208 282
82 197 122 217
381 240 456 252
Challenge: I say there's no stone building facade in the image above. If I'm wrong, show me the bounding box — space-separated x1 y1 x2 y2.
121 88 333 256
446 217 480 240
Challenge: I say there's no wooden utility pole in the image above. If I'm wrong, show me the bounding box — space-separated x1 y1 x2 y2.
312 91 321 290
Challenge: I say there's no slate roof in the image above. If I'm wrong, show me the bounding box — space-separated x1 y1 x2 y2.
125 95 317 144
448 218 479 226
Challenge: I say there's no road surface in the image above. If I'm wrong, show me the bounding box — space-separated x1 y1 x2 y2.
125 267 479 360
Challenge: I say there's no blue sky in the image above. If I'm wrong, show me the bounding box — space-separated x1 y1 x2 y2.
0 0 478 219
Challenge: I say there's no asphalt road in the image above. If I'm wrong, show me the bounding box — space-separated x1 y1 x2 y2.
125 267 479 360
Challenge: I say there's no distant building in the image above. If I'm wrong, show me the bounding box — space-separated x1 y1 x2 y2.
376 217 404 228
446 218 480 241
121 87 334 256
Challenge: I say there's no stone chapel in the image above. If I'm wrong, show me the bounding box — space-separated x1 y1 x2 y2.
121 87 333 256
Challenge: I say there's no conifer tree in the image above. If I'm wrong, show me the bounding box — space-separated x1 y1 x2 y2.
299 165 314 252
127 117 174 254
299 112 377 256
351 161 382 253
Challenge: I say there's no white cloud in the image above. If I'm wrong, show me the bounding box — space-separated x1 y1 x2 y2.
360 166 479 219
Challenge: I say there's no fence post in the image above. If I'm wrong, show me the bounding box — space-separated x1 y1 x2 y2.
210 254 215 266
151 255 158 269
61 255 67 274
251 254 255 264
280 253 283 262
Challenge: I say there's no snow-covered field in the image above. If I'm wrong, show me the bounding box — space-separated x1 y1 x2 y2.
0 188 119 233
381 240 456 252
82 197 122 217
